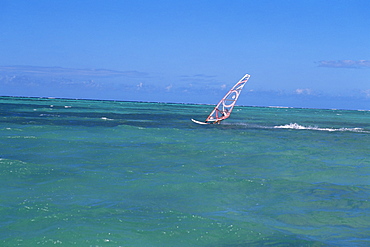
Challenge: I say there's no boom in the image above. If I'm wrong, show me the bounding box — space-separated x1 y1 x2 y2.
205 74 250 123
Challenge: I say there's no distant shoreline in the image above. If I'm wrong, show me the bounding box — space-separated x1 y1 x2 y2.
1 95 368 112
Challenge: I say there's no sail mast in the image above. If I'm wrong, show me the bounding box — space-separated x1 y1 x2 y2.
205 74 250 123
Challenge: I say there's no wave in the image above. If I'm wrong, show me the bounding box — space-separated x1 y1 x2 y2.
101 117 114 121
222 122 369 133
273 123 369 133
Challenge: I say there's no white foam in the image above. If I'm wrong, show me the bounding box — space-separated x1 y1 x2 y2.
221 122 369 133
101 117 113 121
274 123 368 133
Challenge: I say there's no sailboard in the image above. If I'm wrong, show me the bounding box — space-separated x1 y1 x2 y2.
191 74 251 124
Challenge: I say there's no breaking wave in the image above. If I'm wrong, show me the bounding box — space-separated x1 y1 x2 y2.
273 123 369 133
223 122 369 133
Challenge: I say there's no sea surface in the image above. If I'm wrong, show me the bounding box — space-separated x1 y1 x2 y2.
1 96 369 246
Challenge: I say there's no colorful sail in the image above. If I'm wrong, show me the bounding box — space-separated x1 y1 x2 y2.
205 74 250 123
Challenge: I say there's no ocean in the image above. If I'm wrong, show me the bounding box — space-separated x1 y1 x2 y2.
1 96 369 246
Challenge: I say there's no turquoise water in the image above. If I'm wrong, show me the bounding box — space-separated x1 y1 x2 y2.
1 96 369 246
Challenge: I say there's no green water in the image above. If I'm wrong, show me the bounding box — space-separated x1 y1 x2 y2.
0 97 369 246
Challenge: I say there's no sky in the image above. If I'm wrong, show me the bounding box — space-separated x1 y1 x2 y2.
0 0 369 110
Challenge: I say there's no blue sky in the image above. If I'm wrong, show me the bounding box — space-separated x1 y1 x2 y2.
1 0 369 110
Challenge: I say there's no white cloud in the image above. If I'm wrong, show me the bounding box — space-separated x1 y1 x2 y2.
361 89 370 98
0 65 148 78
294 88 312 95
318 60 370 69
165 84 173 92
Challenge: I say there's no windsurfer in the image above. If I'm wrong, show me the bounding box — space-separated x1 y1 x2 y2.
191 74 250 125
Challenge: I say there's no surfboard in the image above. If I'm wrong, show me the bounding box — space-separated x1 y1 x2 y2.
191 119 210 125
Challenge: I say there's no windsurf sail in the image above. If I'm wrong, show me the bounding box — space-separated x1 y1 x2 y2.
197 74 250 124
